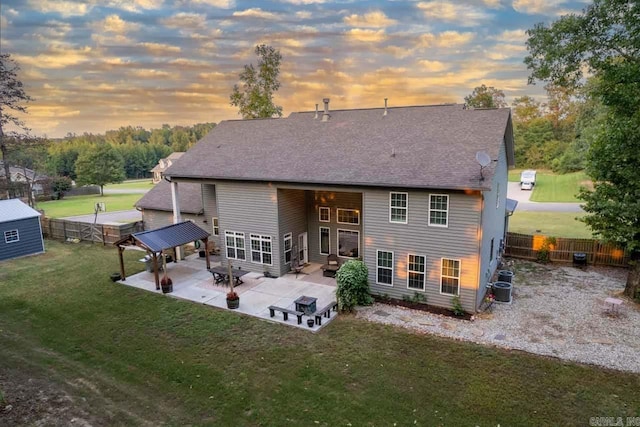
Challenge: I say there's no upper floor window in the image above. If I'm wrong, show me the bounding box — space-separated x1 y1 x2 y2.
225 231 245 260
429 194 449 227
389 192 408 224
441 258 461 296
4 229 19 244
250 234 272 265
337 208 360 225
319 207 330 222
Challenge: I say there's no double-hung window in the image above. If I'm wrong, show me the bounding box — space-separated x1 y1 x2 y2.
337 208 359 225
225 231 245 260
250 234 272 265
407 254 426 290
441 258 461 296
319 227 330 255
389 192 408 223
4 229 19 243
319 207 330 222
376 250 393 285
429 194 449 227
212 217 219 236
283 233 292 264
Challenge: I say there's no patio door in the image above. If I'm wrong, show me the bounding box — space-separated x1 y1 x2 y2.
298 232 308 264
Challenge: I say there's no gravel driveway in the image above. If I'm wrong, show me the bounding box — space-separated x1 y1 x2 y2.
357 259 640 373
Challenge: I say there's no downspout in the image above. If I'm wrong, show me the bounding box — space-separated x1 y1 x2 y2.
475 192 485 312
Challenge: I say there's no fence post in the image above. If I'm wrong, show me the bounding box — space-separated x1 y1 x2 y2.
102 225 106 246
591 239 598 266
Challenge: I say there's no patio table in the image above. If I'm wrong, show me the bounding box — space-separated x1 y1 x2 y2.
208 266 249 286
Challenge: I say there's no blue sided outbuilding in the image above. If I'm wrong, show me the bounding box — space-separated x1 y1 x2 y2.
0 199 45 262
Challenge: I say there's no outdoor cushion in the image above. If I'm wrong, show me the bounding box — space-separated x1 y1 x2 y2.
328 260 338 265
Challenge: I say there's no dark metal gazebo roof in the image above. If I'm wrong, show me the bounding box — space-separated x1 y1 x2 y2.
132 221 210 252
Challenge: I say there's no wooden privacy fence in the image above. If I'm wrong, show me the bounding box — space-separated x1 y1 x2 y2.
41 217 144 245
505 232 629 267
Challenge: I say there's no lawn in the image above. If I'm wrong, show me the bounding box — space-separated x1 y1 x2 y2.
509 212 593 238
508 169 591 202
37 193 142 218
104 179 154 191
0 241 638 425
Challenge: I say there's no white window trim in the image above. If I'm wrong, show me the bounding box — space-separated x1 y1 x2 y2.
428 194 449 228
439 257 461 296
250 234 273 266
337 228 360 259
225 231 246 260
319 206 330 223
4 229 19 244
389 192 408 224
283 233 292 265
212 217 219 236
406 253 427 291
319 226 330 256
376 250 394 286
336 208 360 225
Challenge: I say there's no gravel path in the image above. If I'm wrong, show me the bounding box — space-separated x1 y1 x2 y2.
357 259 640 373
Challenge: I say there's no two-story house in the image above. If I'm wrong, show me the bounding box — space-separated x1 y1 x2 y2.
150 152 184 184
162 101 514 312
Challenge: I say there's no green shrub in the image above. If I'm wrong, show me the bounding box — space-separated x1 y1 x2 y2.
336 260 373 312
536 236 557 264
451 296 465 316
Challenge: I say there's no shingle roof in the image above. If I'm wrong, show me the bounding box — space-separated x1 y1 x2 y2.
165 104 513 191
0 198 41 222
134 180 203 214
132 220 209 252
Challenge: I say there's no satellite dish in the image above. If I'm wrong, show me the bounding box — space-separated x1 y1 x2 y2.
476 151 491 167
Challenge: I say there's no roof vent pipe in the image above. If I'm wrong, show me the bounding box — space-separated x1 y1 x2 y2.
322 98 330 122
314 103 319 119
384 98 388 116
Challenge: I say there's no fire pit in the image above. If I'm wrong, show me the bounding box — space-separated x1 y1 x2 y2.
294 295 317 315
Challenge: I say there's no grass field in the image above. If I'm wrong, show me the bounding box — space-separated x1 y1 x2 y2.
0 241 638 425
509 212 593 238
37 193 141 218
508 169 591 203
104 179 154 190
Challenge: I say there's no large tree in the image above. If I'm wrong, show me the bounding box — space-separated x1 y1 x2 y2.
464 84 507 109
230 44 283 119
0 53 32 195
525 0 640 299
75 144 125 196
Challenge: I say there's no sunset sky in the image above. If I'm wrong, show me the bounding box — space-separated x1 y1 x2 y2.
1 0 589 137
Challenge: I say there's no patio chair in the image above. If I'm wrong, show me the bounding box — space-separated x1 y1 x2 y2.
321 254 340 278
290 255 305 278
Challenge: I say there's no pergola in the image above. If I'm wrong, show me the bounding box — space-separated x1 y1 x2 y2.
115 221 211 290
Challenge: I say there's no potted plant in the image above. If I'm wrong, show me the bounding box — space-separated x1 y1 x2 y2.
160 253 173 293
225 262 239 309
110 272 121 282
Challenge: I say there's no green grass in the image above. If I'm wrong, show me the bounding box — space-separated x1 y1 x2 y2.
530 171 590 203
0 241 638 425
104 179 154 190
510 212 593 238
37 193 141 218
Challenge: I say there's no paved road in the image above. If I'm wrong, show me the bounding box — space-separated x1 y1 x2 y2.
507 182 583 213
62 209 142 225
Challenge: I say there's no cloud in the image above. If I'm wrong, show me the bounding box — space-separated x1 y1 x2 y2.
417 1 492 26
138 42 181 53
512 0 579 15
416 31 475 48
101 14 139 33
345 29 387 43
189 0 235 7
26 0 89 17
14 45 93 69
129 69 173 78
483 0 503 8
105 0 164 13
491 29 528 43
344 11 397 28
161 12 207 29
278 0 328 4
232 8 279 20
417 60 449 72
295 11 312 19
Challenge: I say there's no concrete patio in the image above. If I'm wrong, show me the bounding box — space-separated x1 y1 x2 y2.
117 254 338 331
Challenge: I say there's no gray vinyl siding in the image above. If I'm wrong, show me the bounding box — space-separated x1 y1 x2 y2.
216 181 279 277
202 184 221 249
364 189 482 312
0 217 45 261
276 189 307 274
306 190 363 264
141 210 207 233
476 139 510 308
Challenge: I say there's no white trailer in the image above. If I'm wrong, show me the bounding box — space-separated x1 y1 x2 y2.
520 170 536 190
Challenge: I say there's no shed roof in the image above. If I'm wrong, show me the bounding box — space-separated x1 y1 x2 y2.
0 199 41 222
134 180 203 214
131 221 209 252
165 104 514 191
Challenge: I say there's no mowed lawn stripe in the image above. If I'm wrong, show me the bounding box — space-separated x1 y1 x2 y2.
37 193 141 218
0 241 638 425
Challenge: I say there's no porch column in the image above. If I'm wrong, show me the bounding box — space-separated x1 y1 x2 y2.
170 180 184 260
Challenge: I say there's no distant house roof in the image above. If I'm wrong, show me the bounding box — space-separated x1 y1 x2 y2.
0 162 47 181
164 104 514 191
150 152 185 173
0 198 42 222
134 180 203 214
131 220 209 252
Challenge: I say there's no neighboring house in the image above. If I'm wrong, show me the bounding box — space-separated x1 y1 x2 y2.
0 161 48 196
163 102 515 312
150 152 184 184
0 198 45 261
135 180 212 239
